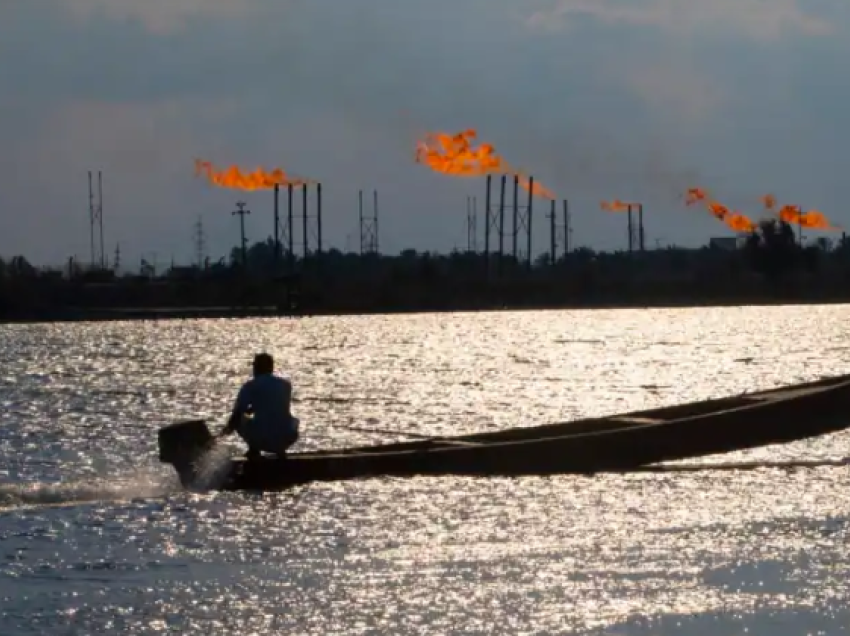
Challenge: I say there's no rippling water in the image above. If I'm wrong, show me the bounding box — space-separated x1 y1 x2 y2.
2 306 850 634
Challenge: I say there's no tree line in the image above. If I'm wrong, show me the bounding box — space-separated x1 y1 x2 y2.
2 218 850 318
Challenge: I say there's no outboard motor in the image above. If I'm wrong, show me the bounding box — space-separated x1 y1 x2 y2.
158 419 217 487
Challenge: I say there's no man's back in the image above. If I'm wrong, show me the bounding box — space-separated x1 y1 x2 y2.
237 373 294 437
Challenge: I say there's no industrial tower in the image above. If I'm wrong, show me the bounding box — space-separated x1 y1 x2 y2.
88 171 106 269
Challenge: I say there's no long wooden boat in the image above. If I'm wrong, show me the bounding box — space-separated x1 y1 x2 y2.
158 373 850 491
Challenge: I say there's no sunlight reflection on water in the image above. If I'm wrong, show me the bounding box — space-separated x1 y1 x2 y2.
1 306 850 634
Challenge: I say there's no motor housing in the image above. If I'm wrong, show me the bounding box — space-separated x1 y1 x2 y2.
158 419 214 465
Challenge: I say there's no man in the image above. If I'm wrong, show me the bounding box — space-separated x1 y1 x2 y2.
219 353 300 460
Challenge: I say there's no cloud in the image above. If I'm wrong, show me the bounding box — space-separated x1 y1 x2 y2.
527 0 835 40
56 0 260 35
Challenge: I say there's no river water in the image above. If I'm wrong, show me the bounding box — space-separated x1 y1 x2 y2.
1 306 849 635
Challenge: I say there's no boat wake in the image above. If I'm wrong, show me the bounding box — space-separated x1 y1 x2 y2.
189 443 237 492
0 470 182 512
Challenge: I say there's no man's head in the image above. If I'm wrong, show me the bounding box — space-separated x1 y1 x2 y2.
252 352 274 376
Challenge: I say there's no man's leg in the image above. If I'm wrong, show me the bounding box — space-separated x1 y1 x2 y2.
270 426 299 458
235 417 263 460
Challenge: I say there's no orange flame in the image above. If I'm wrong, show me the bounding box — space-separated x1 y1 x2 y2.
726 214 756 233
761 194 838 229
777 204 838 230
761 194 776 211
706 201 756 233
194 159 313 191
415 129 555 200
684 187 708 207
600 199 637 212
683 187 756 233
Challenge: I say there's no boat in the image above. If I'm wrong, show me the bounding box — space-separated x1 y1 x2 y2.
157 373 850 491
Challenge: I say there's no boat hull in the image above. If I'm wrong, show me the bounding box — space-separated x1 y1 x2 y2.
160 374 850 491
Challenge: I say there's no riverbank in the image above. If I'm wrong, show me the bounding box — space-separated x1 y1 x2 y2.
5 235 850 324
3 292 850 325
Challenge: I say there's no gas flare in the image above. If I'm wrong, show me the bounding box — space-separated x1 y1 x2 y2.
415 129 555 199
777 204 838 230
761 193 839 230
194 159 313 191
683 187 756 233
706 201 756 233
600 199 636 212
684 187 708 207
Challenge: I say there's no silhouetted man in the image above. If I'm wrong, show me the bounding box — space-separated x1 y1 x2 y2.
220 353 299 459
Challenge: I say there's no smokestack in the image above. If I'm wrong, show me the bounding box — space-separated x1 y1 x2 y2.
549 199 556 266
484 175 492 278
98 171 105 269
373 189 379 254
471 196 476 253
627 205 633 253
302 183 308 259
358 189 364 256
287 184 294 270
317 183 323 256
498 174 506 275
526 177 533 270
512 175 519 261
273 184 280 271
638 204 645 252
88 171 95 268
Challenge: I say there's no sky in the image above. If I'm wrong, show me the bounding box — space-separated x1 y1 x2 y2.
2 0 849 269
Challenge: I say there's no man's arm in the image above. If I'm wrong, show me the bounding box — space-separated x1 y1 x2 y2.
283 379 293 418
220 383 250 436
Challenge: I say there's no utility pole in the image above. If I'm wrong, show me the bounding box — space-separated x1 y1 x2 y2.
233 201 250 268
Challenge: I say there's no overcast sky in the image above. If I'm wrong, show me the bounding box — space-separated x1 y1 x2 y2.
2 0 848 269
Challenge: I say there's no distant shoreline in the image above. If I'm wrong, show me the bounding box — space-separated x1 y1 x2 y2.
3 295 850 325
5 227 850 326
